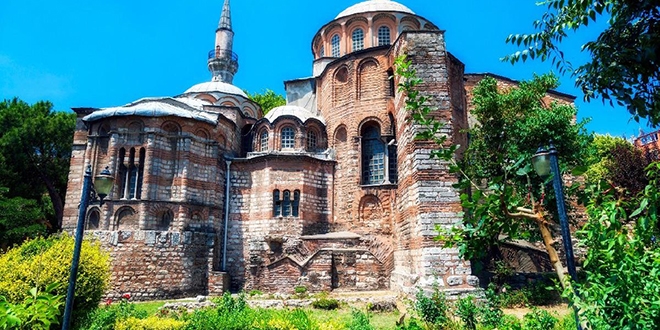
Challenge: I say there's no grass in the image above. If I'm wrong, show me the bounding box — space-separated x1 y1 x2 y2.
308 308 402 330
133 300 167 315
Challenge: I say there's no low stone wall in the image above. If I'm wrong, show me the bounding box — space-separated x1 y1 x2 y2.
86 230 226 301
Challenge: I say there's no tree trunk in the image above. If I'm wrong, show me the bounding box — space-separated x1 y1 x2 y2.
40 174 64 232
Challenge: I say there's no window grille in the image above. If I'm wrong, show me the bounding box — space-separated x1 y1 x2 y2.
331 34 340 57
281 127 295 149
352 28 364 51
377 26 390 46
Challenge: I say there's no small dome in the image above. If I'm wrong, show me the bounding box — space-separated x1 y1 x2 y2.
335 0 414 19
184 81 247 98
265 105 326 124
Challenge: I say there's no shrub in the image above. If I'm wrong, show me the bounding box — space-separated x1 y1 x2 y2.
312 297 340 310
294 285 308 296
346 309 374 330
414 286 449 326
0 234 110 320
0 284 63 330
521 308 558 330
455 296 478 330
115 316 186 330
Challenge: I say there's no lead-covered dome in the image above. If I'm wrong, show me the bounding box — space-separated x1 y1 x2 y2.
183 81 247 98
335 0 414 19
265 105 326 124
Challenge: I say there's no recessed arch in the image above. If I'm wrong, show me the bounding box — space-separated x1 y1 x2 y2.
195 93 217 104
115 206 138 230
400 16 421 30
86 207 101 230
161 121 181 134
195 128 210 140
333 124 348 146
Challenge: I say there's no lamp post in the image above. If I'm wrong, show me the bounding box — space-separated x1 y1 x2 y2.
531 142 581 330
62 165 114 330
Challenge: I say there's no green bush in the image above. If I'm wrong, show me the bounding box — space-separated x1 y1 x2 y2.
0 284 63 330
312 297 340 310
346 309 374 330
0 234 110 321
414 286 449 326
521 308 558 330
115 316 186 330
455 296 478 330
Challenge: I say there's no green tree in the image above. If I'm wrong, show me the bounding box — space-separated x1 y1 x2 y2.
0 98 75 231
0 188 46 250
504 0 660 125
447 74 591 267
245 89 286 115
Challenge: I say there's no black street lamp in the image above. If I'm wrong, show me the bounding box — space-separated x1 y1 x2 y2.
62 165 114 330
532 142 581 330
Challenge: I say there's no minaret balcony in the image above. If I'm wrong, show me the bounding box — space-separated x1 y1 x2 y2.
208 49 238 62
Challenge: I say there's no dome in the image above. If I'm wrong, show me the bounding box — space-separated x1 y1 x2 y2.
83 97 217 125
335 0 414 19
265 105 326 124
183 80 247 98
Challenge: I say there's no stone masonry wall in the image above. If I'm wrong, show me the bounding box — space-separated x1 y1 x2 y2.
389 31 478 296
87 230 216 301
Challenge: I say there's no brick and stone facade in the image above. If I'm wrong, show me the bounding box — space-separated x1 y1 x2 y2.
63 0 574 300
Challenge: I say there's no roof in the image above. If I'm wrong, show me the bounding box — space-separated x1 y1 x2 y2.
335 0 414 19
82 97 217 124
264 105 326 124
183 80 247 98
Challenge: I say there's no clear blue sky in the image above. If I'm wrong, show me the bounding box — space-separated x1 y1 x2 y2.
0 0 649 138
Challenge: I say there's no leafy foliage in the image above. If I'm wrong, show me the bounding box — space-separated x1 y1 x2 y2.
0 283 63 330
0 234 110 321
440 74 591 262
77 296 148 330
414 286 450 326
571 163 660 329
0 188 47 250
245 89 286 115
503 0 660 125
114 316 186 330
0 98 75 231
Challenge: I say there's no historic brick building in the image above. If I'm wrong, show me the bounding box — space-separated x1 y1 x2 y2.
63 0 572 300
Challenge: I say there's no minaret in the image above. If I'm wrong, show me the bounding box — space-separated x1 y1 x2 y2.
208 0 238 83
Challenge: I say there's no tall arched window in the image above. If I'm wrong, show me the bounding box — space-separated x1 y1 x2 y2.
319 45 325 58
377 26 391 46
331 34 340 57
282 190 291 216
292 190 300 217
307 130 317 151
362 125 385 185
260 130 268 151
281 127 295 149
118 147 145 199
273 190 281 217
352 28 364 51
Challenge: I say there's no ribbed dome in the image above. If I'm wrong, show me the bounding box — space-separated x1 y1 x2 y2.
265 105 326 124
183 81 247 98
335 0 414 19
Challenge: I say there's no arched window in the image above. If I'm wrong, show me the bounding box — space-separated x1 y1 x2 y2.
292 190 300 217
377 26 390 46
331 34 340 57
273 189 300 217
307 130 317 151
281 127 295 149
282 190 291 216
86 209 100 230
319 45 325 58
118 147 145 199
352 28 364 51
362 125 385 185
273 190 281 217
158 209 173 231
260 130 268 151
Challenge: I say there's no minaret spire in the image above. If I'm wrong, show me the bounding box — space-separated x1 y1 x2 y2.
218 0 232 30
208 0 238 83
